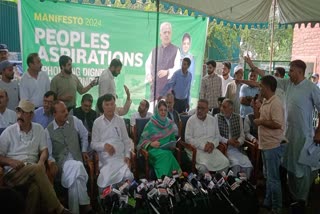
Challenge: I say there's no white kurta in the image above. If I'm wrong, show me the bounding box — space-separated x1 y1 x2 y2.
278 78 320 175
45 116 90 214
91 114 133 188
185 114 229 172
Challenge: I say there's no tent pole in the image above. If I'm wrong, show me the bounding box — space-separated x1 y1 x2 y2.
269 0 277 74
153 0 160 109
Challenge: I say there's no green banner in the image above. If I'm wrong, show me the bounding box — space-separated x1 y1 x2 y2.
20 0 207 116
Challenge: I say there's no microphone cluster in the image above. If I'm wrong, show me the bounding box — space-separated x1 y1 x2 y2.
100 170 258 214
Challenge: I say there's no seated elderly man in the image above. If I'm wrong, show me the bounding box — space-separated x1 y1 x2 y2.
0 89 16 129
91 94 133 190
185 99 229 174
217 99 253 176
46 101 92 214
0 100 70 214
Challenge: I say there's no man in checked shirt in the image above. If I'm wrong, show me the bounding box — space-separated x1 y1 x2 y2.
199 60 222 112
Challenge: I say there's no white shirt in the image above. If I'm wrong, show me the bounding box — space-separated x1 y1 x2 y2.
91 114 131 160
0 123 47 172
45 116 89 161
91 114 133 187
220 75 234 97
0 108 17 128
185 114 230 171
130 111 152 126
20 71 50 107
145 48 181 83
99 69 115 97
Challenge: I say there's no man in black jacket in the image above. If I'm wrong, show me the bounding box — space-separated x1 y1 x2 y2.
73 94 98 134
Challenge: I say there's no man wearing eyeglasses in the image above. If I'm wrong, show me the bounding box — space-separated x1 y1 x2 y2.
0 100 71 214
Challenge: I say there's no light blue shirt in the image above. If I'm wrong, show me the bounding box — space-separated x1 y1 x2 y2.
160 69 192 101
239 84 260 118
32 107 54 128
278 78 320 174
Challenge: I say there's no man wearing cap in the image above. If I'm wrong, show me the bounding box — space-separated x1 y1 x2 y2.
0 100 71 214
0 60 19 110
225 65 244 114
0 44 9 62
0 89 16 129
311 73 320 88
46 101 93 214
20 53 50 108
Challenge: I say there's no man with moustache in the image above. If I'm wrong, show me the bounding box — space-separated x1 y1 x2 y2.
99 58 123 98
0 100 71 214
0 60 19 110
50 55 96 111
20 53 50 108
46 101 92 214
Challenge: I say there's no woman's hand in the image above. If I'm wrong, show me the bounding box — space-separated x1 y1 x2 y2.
150 141 160 148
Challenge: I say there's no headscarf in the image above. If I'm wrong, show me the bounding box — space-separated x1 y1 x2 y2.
138 101 175 150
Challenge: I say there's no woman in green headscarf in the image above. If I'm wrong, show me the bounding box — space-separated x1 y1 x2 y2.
138 100 181 178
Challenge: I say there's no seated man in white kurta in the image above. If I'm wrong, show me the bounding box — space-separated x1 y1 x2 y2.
217 99 253 177
185 99 229 174
46 101 92 214
91 94 133 190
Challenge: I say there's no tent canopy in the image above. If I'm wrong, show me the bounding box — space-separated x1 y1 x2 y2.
161 0 320 27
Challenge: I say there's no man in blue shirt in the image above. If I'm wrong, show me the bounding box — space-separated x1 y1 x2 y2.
239 71 259 119
33 91 57 128
160 57 192 113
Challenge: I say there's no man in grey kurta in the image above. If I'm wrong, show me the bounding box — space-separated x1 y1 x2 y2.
245 57 320 211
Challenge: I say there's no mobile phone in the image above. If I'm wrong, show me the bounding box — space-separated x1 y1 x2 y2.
94 76 99 85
